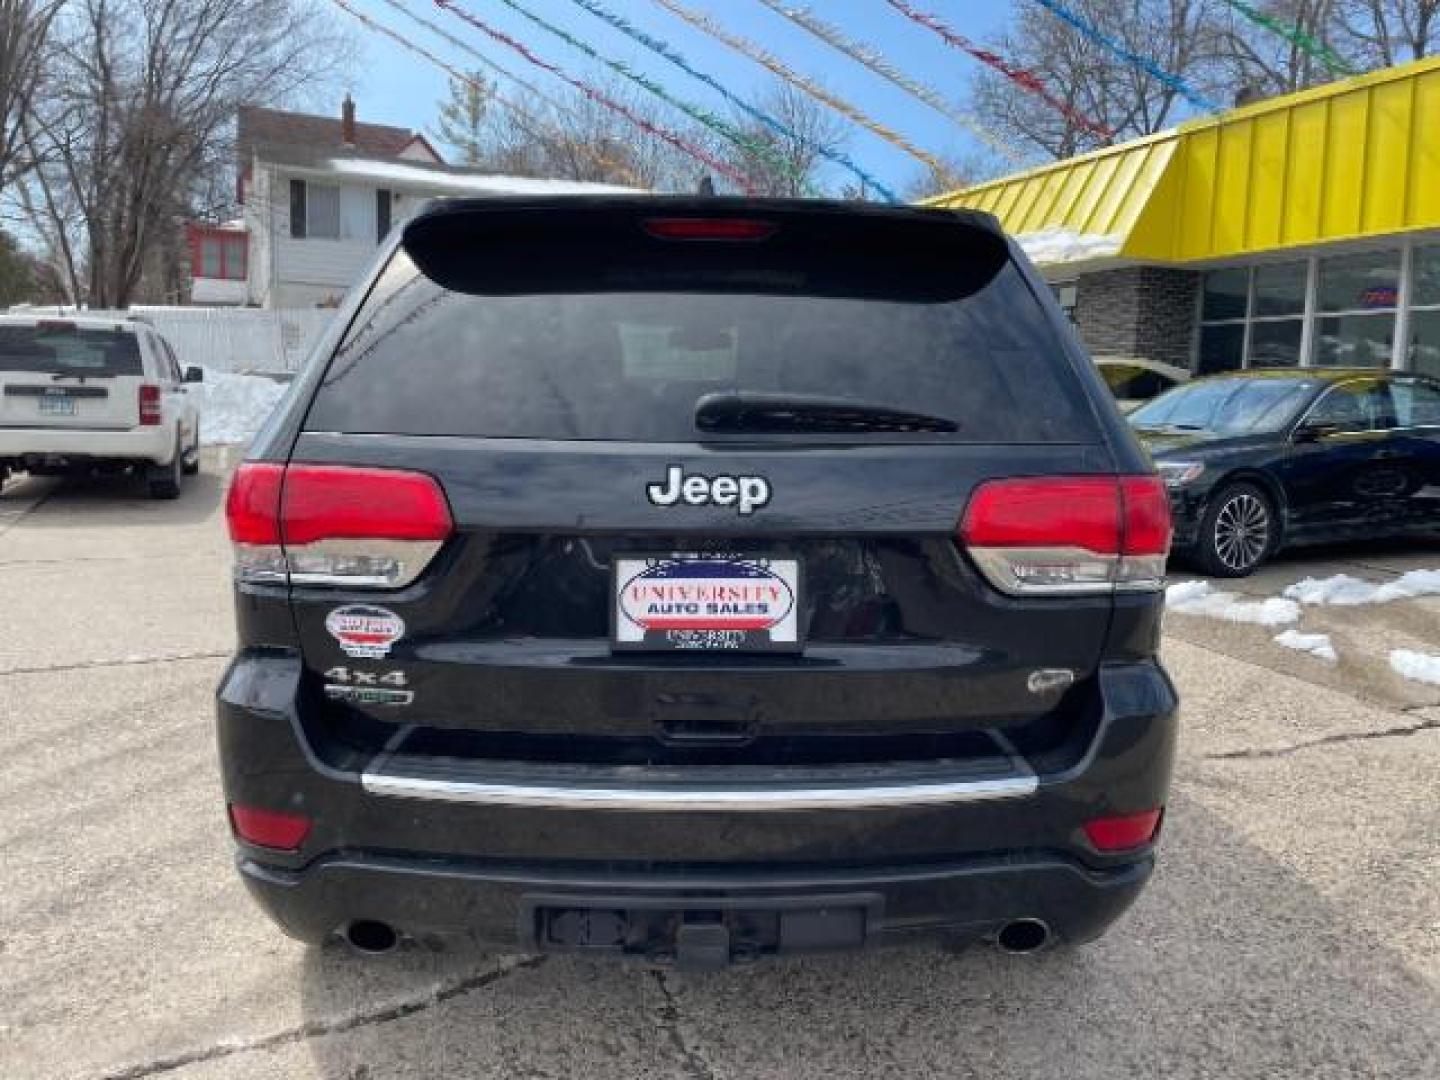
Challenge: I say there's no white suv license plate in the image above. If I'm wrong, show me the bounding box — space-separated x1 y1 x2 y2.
613 554 802 653
38 396 77 416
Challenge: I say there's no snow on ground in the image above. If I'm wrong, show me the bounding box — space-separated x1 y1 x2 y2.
1273 629 1339 663
1283 570 1440 606
1164 580 1300 626
194 370 289 445
1389 649 1440 686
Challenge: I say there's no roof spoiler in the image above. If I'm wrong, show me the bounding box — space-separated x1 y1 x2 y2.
401 197 1010 302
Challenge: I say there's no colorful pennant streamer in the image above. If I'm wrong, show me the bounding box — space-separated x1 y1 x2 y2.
1027 0 1222 113
564 0 897 201
328 0 640 184
650 0 953 178
434 1 758 192
491 0 808 194
1221 0 1356 78
753 0 1027 168
882 0 1114 140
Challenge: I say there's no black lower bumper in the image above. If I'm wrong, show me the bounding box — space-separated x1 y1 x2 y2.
240 850 1152 957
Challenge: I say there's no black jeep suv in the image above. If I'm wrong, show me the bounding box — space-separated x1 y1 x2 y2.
219 197 1177 967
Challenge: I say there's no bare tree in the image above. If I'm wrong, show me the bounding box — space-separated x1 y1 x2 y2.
904 155 983 202
0 0 60 196
972 0 1226 160
1212 0 1349 95
18 0 350 308
718 82 849 197
433 78 712 191
1332 0 1439 63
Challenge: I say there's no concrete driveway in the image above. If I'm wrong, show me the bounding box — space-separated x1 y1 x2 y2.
2 455 1436 1080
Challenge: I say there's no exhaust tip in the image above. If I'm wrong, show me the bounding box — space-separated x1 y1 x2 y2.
996 918 1050 955
344 919 399 955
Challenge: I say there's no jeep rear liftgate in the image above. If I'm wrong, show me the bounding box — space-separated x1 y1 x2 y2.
220 198 1175 959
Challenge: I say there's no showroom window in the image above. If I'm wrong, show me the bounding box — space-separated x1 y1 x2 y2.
1409 244 1440 379
1196 261 1307 373
1194 241 1440 374
1312 250 1399 367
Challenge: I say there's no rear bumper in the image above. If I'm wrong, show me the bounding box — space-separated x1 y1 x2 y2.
240 850 1152 954
218 656 1178 955
0 424 175 465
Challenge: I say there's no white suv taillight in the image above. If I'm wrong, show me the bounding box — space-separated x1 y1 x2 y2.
959 476 1171 596
225 463 453 588
138 384 163 425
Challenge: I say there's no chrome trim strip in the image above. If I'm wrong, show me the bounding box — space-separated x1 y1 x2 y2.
359 770 1038 810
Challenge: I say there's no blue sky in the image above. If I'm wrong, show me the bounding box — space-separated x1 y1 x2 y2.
338 0 1018 193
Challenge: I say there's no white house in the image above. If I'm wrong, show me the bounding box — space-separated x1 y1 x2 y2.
188 98 633 309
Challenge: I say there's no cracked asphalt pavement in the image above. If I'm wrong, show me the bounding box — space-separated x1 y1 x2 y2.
2 453 1437 1080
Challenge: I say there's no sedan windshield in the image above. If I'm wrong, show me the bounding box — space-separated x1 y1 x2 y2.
1129 377 1316 435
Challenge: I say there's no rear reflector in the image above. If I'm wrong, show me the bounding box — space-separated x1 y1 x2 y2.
228 804 312 851
643 217 778 241
1083 808 1164 852
960 475 1171 596
225 463 453 588
138 384 162 426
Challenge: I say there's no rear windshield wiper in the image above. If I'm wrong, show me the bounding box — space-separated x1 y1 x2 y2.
695 391 958 435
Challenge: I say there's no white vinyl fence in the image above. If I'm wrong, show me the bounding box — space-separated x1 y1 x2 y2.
10 305 335 374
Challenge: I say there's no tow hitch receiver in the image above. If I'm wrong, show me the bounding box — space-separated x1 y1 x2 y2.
528 895 878 967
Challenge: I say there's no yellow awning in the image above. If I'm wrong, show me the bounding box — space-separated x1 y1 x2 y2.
930 55 1440 268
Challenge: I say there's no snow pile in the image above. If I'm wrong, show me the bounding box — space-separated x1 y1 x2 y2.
1014 228 1123 266
1272 629 1338 663
1165 580 1300 626
1389 649 1440 686
194 371 289 445
1283 570 1440 606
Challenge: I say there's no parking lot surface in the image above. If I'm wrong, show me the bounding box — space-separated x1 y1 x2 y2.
2 455 1437 1080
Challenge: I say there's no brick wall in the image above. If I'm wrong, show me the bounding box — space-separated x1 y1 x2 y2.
1072 266 1200 370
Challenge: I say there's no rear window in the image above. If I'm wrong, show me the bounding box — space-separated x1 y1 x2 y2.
306 251 1095 444
0 324 143 377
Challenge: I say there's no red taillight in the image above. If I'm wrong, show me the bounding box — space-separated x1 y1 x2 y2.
228 803 312 851
226 462 284 544
643 217 778 241
1083 808 1164 852
959 476 1171 596
224 462 452 588
961 477 1122 553
281 465 452 546
138 384 162 426
1119 476 1172 555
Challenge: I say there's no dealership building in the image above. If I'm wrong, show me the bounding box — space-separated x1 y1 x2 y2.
934 55 1440 382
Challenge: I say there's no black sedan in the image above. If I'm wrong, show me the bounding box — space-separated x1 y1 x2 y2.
1129 369 1440 576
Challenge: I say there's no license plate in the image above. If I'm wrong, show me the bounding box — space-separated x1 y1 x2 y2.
38 396 76 416
613 554 802 652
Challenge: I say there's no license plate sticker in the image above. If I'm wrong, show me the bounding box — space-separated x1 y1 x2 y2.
38 396 76 416
613 555 801 652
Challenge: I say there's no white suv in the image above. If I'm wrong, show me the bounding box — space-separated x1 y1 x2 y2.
0 315 202 499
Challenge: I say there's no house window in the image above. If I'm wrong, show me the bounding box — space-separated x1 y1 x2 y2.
377 189 392 242
290 179 341 239
1312 250 1399 367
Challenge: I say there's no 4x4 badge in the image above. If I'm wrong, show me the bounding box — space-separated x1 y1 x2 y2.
646 465 771 515
325 605 405 659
